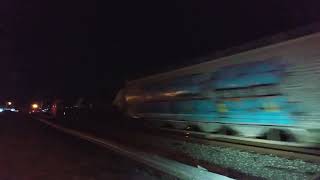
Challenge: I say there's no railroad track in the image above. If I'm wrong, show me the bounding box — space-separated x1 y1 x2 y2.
33 115 320 179
155 128 320 163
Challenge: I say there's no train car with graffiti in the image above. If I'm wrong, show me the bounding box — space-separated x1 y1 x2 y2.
114 31 320 144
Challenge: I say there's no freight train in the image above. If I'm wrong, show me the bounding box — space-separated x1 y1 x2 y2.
114 31 320 145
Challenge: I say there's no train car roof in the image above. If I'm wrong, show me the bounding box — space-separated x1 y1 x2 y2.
127 23 320 86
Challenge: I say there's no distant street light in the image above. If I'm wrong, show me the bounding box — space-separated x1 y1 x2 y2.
32 103 39 109
7 101 12 106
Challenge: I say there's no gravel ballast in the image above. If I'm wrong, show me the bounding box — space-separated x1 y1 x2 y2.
151 137 320 180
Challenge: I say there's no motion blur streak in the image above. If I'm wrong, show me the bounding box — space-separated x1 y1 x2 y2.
115 32 320 146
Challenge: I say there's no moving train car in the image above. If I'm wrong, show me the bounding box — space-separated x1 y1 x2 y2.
114 30 320 144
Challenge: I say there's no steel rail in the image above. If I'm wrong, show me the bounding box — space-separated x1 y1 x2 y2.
158 128 320 163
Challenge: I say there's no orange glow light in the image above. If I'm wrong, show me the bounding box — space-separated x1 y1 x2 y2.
32 104 39 109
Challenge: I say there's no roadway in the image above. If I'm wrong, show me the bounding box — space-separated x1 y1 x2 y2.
0 112 171 180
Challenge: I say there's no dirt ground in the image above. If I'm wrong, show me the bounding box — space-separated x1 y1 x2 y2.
0 112 171 180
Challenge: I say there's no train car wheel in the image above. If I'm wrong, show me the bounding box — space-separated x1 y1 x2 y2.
266 129 296 142
217 126 237 136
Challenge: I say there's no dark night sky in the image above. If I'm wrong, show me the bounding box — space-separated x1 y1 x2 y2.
1 0 320 103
